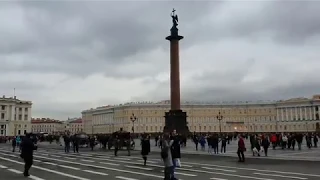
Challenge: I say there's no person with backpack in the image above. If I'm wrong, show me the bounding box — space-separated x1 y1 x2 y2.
161 133 174 180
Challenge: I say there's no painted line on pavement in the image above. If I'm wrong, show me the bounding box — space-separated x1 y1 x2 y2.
115 176 138 180
161 170 197 177
99 162 120 166
125 165 153 171
114 157 131 161
0 155 90 180
253 172 308 180
0 152 109 176
0 164 7 168
81 159 94 163
83 169 108 176
210 178 228 180
184 162 320 178
50 155 61 158
7 168 45 180
64 157 76 160
0 151 164 179
202 167 237 173
42 162 57 165
59 165 80 170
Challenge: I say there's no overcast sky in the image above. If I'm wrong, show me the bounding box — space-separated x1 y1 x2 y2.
1 1 319 120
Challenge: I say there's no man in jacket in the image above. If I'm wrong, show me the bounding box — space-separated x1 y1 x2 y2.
20 133 36 177
162 134 173 180
237 134 246 162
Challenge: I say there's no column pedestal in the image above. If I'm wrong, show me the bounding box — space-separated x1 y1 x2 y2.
164 110 189 134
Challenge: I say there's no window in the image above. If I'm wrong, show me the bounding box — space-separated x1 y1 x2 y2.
18 130 21 135
25 108 28 112
0 113 4 119
24 115 28 120
19 115 22 120
1 105 5 110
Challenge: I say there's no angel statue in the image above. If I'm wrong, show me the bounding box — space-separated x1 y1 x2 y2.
171 8 179 27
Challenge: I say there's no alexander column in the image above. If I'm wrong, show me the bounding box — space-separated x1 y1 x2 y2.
163 9 189 134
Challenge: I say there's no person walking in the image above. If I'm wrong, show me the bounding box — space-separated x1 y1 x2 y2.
20 133 36 177
162 133 174 180
237 134 246 162
16 136 21 152
12 137 17 152
261 136 270 156
221 136 227 153
141 134 150 166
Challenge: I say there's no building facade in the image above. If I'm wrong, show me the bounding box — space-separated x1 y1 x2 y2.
81 95 320 134
0 96 32 136
64 118 83 134
31 118 64 134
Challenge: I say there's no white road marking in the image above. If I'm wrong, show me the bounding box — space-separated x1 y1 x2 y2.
64 157 76 160
80 154 92 156
42 162 57 165
8 168 22 173
253 172 308 180
114 157 131 161
0 164 7 168
210 178 228 180
7 168 46 180
161 170 197 177
59 165 80 170
0 156 90 180
138 160 158 164
125 165 153 171
21 153 163 179
177 167 274 180
83 169 108 176
50 155 61 158
115 176 138 180
33 159 42 162
178 161 320 178
81 159 94 163
99 162 120 166
202 167 237 173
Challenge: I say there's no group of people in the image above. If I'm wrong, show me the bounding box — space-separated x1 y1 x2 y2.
137 130 182 180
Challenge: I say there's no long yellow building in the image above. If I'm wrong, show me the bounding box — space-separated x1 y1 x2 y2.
82 95 320 134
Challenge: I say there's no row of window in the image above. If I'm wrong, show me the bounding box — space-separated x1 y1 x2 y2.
0 105 28 112
0 113 28 120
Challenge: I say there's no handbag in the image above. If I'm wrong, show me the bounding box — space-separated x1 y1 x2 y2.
175 158 181 167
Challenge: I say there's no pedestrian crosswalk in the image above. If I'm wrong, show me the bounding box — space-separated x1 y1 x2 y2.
0 146 319 180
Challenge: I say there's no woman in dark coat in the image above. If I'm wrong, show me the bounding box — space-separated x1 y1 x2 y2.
141 134 150 166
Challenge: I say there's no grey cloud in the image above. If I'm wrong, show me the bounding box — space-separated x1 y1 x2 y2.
0 1 216 78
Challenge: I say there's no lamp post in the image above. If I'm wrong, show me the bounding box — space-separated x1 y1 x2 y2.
216 111 223 134
130 113 137 134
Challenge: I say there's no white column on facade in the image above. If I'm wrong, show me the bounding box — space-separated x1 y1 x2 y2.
309 107 312 120
314 107 317 120
304 107 307 120
294 107 297 120
285 108 289 121
276 108 279 121
290 108 293 121
281 108 284 121
299 107 302 120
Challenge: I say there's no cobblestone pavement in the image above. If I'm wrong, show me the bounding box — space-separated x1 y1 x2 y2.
0 145 320 180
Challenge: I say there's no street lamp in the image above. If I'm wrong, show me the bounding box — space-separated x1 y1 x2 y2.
130 113 137 134
216 111 223 134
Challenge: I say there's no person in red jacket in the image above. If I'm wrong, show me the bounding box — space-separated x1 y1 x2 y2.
237 134 246 162
271 134 277 149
